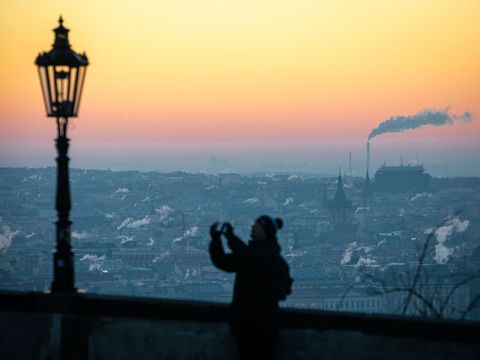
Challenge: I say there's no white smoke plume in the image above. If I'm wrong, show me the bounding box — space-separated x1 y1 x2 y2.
435 217 469 242
410 193 433 202
79 254 109 272
89 263 109 272
22 174 41 182
80 254 110 273
117 216 151 230
341 242 357 265
153 251 170 263
80 254 106 262
117 218 133 230
355 257 377 268
283 197 294 207
155 205 173 221
72 231 89 239
0 218 19 251
369 108 473 140
435 244 454 265
432 216 469 264
127 216 151 228
340 242 373 265
173 226 199 243
115 187 130 194
116 235 134 244
185 226 199 237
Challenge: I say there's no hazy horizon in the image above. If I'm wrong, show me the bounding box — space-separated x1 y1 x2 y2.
1 1 479 177
2 136 479 177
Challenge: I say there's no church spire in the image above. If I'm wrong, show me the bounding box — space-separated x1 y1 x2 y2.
331 172 348 207
329 172 353 228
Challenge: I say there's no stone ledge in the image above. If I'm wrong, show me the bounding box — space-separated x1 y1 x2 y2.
1 290 479 344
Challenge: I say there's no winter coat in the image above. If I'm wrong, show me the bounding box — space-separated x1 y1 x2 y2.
209 233 293 334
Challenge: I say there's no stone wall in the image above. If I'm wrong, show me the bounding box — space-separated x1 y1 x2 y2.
1 291 479 359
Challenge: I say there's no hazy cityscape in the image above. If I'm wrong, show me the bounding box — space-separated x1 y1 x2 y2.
1 1 479 358
1 164 479 320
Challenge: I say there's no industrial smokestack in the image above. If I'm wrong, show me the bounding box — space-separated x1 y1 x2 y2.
366 141 370 176
349 152 352 177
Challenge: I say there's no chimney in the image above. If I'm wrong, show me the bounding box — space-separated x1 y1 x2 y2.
349 152 352 177
366 142 371 176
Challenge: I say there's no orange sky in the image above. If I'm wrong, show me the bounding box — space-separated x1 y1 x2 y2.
0 0 479 170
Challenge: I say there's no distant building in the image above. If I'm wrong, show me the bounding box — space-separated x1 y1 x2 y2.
329 174 351 224
361 171 374 206
321 188 329 209
112 250 161 268
468 245 480 320
219 173 243 185
374 163 431 193
329 174 357 236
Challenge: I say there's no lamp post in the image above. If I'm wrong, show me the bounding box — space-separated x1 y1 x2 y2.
35 17 89 293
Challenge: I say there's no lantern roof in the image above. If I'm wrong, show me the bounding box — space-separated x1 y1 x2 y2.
35 16 89 67
53 16 70 49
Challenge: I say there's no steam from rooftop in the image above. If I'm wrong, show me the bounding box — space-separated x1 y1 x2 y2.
0 218 19 251
368 108 473 140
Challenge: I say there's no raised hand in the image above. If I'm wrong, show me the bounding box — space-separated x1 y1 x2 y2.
221 222 234 238
210 222 221 241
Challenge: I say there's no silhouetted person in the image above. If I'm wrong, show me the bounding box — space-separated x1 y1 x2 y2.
209 215 293 360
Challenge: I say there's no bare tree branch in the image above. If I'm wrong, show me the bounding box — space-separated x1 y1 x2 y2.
439 273 477 317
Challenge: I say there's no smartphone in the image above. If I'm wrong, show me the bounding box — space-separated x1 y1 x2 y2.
220 223 228 235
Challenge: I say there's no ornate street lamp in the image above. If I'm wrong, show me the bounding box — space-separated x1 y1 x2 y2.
35 16 89 292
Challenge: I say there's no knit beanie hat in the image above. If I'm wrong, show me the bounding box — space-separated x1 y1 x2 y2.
256 215 284 238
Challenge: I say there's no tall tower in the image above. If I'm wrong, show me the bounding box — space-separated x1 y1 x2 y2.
366 142 371 176
349 152 352 177
361 170 374 206
329 172 352 225
361 141 374 205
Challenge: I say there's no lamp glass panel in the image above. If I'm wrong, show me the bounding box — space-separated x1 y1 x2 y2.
47 66 57 115
73 66 87 115
54 66 73 116
38 66 51 116
68 67 77 106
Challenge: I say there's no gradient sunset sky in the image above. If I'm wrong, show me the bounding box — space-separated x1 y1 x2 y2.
1 1 479 175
